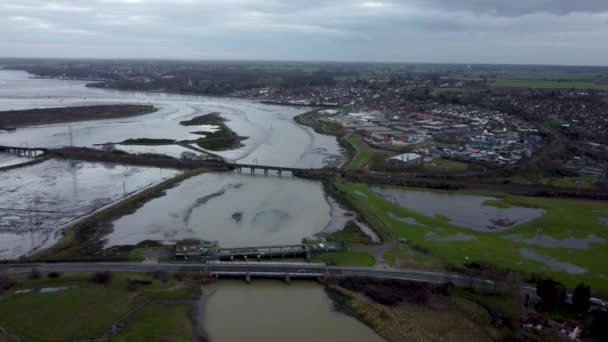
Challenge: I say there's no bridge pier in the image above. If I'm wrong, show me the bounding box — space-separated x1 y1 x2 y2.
278 169 282 176
245 272 252 284
284 273 291 284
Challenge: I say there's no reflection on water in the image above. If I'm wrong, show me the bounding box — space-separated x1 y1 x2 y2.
204 281 384 342
106 173 334 248
372 187 545 231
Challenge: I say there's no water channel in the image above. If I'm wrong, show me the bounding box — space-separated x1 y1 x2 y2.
204 280 383 342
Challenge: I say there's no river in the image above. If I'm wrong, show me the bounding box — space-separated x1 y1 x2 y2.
0 69 362 253
203 280 383 342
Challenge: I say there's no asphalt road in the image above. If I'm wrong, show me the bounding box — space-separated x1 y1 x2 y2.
1 262 520 290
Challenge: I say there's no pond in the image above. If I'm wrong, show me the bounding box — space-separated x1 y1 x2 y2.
372 187 545 231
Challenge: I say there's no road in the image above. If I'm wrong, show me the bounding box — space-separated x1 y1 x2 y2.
1 262 532 291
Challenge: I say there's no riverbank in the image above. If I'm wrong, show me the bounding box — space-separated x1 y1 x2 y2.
0 104 157 128
325 277 514 342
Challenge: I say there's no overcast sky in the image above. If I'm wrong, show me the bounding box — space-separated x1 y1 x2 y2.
1 0 607 65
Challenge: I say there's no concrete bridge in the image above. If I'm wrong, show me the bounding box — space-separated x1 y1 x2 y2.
0 145 47 158
211 244 310 261
225 162 305 176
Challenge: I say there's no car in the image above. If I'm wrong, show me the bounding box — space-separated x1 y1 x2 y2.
297 269 306 273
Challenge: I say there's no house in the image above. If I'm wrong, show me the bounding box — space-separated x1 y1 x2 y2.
387 153 423 167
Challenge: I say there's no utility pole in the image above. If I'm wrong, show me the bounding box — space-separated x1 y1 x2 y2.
68 125 73 147
123 180 127 198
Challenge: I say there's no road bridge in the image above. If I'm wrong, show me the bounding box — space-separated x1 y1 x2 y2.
1 262 522 291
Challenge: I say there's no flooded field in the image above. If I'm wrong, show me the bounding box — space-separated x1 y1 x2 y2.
203 281 384 342
0 152 32 169
372 187 545 231
0 159 180 259
106 173 348 248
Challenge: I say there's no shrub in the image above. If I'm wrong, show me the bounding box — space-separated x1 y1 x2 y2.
47 272 61 279
127 279 152 292
28 268 41 280
572 283 591 313
90 271 112 285
152 271 170 282
0 275 15 293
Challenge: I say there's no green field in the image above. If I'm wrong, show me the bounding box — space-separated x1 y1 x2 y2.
426 158 469 172
336 181 608 289
327 221 377 245
489 78 608 90
344 133 376 170
0 272 198 341
311 251 376 266
542 176 598 189
113 303 196 341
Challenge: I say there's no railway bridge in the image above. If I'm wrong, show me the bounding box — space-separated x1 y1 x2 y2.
0 145 47 158
225 162 308 176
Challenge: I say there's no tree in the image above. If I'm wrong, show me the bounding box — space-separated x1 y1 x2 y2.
572 283 591 313
537 279 567 310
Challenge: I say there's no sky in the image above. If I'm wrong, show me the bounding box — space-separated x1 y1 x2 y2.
0 0 607 65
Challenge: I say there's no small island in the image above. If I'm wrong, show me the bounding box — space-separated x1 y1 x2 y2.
180 112 247 151
0 104 157 128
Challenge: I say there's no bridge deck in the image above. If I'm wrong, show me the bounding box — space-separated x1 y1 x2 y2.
226 163 304 173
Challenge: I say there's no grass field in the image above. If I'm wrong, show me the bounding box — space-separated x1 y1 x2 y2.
426 158 469 172
327 221 377 245
344 133 376 170
489 78 608 90
311 251 376 266
0 272 198 341
542 176 598 189
112 303 195 341
336 181 608 289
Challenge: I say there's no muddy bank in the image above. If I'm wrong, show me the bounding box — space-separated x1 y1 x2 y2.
0 104 156 128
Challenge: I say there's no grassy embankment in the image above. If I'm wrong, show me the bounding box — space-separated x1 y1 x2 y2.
344 133 378 170
335 180 608 288
311 251 375 266
425 157 469 172
0 272 199 341
507 175 599 189
31 169 208 261
326 221 378 245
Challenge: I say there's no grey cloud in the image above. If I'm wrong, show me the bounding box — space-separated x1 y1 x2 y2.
0 0 606 65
